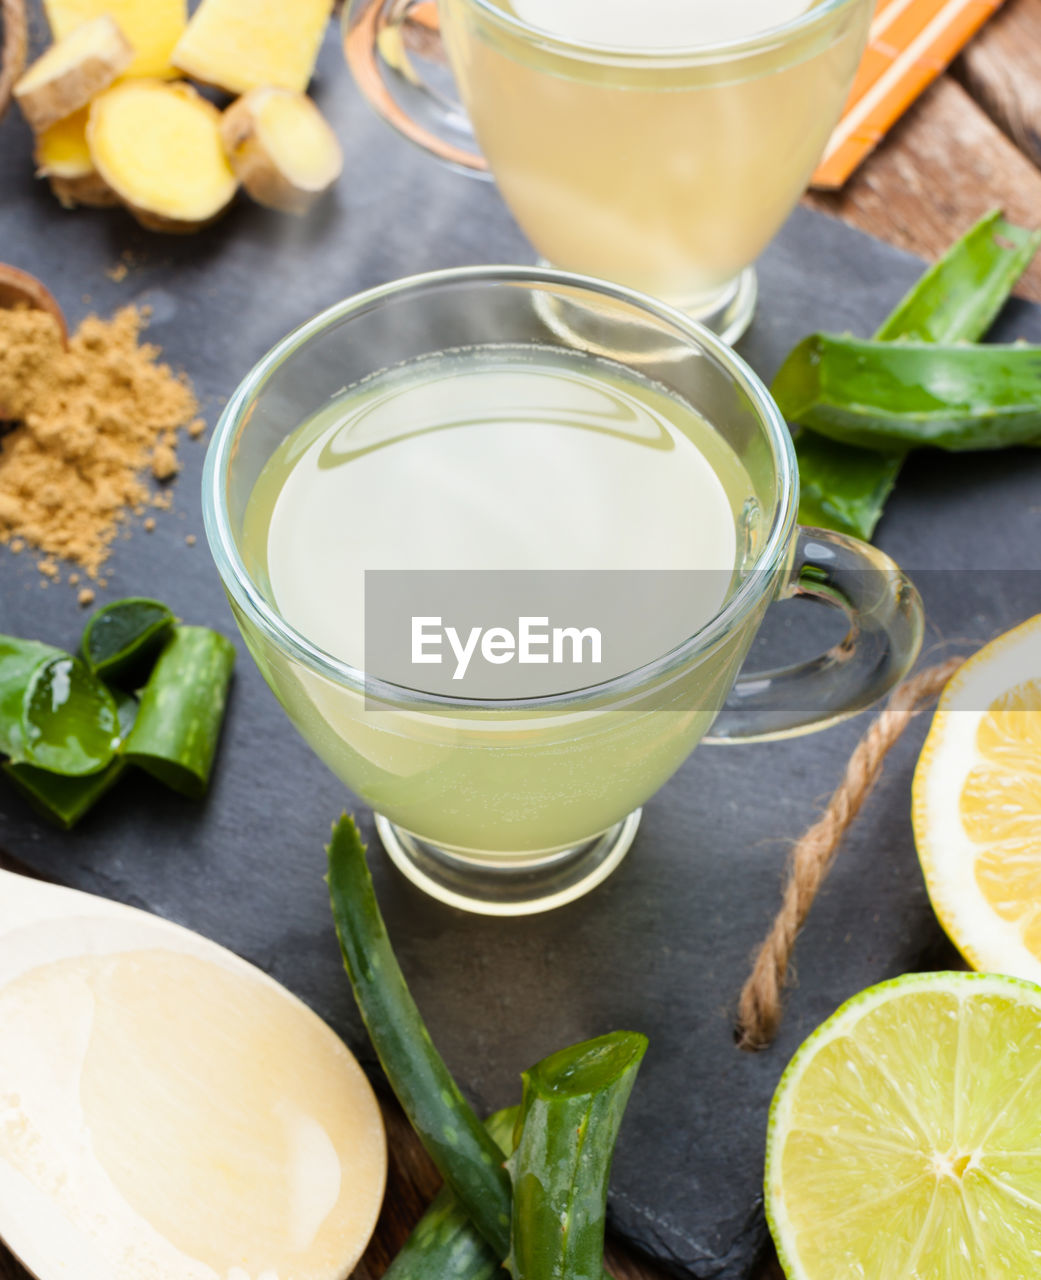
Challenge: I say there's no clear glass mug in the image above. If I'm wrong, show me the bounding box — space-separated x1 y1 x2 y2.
203 267 923 917
343 0 874 342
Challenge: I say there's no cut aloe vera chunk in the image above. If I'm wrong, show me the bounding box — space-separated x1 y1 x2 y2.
80 597 176 685
19 654 121 775
6 689 137 827
124 626 235 797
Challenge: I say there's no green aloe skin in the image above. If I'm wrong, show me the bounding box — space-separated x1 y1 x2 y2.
5 687 137 829
326 815 514 1257
789 210 1041 539
507 1032 647 1280
123 624 236 797
0 635 120 774
776 335 1041 452
80 596 176 685
384 1109 519 1280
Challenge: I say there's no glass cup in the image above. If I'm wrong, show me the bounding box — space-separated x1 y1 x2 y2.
203 266 923 917
343 0 874 343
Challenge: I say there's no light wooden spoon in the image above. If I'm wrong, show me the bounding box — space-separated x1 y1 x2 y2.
0 867 387 1280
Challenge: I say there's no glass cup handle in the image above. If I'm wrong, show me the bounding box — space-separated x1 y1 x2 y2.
343 0 490 176
705 527 925 743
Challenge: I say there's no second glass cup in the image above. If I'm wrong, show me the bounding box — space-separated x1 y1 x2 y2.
344 0 874 341
204 267 923 917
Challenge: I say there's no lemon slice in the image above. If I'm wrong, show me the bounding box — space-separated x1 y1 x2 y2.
913 615 1041 981
766 971 1041 1279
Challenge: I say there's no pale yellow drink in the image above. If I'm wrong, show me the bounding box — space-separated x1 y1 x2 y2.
239 346 767 856
439 0 872 311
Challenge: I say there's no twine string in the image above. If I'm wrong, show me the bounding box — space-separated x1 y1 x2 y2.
736 656 965 1052
0 0 27 124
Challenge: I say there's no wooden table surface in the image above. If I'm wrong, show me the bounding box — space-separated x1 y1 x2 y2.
3 2 1041 1277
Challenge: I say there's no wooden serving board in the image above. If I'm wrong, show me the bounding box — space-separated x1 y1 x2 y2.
3 16 1041 1279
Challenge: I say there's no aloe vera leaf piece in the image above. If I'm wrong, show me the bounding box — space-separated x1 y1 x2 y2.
0 636 62 758
794 210 1041 538
5 689 137 828
384 1108 519 1280
327 816 615 1278
123 625 235 798
80 597 176 686
794 434 905 540
19 655 121 776
775 336 1041 453
5 757 125 828
875 210 1041 344
327 815 513 1257
506 1031 647 1280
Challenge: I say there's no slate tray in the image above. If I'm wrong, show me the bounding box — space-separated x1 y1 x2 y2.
3 12 1041 1278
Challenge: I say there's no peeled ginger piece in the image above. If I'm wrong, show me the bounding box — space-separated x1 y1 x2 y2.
43 0 187 79
35 106 117 208
15 16 133 133
172 0 335 95
88 80 238 233
221 88 342 215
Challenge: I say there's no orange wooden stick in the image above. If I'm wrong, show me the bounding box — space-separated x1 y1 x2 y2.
812 0 1008 189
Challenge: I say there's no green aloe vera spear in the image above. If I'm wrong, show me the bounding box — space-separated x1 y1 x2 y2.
506 1032 647 1280
328 817 621 1279
874 211 1041 344
792 210 1041 539
775 335 1041 453
384 1108 519 1280
327 815 514 1257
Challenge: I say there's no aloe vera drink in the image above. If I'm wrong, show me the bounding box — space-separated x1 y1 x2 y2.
238 345 767 857
439 0 870 314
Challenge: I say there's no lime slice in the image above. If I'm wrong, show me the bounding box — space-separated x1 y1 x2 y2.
766 971 1041 1278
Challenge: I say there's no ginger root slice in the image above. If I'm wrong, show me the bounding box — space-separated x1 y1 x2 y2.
43 0 187 79
87 80 238 234
35 105 117 209
172 0 334 96
14 14 133 133
221 88 342 216
48 169 118 209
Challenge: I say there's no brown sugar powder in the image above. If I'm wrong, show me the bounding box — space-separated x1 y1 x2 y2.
0 305 199 579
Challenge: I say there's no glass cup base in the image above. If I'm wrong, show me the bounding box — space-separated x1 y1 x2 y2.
682 267 758 346
531 264 757 362
374 809 642 916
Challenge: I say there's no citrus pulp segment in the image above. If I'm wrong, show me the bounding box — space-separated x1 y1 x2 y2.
913 614 1041 983
766 971 1041 1279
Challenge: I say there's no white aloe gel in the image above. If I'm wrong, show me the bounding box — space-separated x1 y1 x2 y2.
239 346 766 857
439 0 868 309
